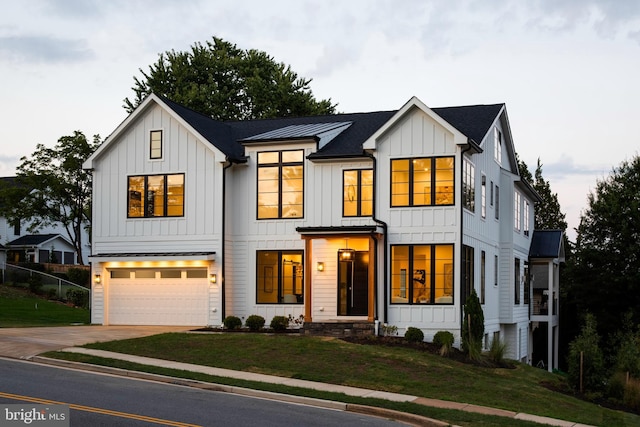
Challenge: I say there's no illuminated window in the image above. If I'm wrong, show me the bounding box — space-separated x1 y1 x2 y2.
257 150 304 219
391 157 454 207
127 174 184 218
343 169 373 217
150 130 162 159
257 251 303 304
390 244 454 305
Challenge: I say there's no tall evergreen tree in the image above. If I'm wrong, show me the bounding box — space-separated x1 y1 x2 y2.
124 37 336 120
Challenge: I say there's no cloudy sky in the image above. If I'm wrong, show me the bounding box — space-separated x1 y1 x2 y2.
1 0 639 240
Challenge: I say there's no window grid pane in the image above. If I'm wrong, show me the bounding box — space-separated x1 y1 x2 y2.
257 150 304 219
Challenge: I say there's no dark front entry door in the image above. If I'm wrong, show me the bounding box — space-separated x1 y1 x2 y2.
338 251 368 316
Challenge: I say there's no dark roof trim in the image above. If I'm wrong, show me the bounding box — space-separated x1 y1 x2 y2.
296 225 377 235
92 252 215 258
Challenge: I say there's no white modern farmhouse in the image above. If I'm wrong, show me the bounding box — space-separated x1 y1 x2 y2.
83 94 563 370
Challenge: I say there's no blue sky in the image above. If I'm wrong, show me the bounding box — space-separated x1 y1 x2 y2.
1 0 639 240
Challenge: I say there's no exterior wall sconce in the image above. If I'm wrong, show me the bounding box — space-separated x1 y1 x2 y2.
94 274 101 284
316 262 324 272
210 273 217 284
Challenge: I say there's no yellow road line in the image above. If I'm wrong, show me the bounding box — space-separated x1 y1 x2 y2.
0 391 202 427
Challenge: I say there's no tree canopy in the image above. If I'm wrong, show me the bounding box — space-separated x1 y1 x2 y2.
0 131 100 265
517 156 567 231
571 155 640 338
124 37 336 120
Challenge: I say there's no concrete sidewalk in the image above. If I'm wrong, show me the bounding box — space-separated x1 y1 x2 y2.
34 346 594 427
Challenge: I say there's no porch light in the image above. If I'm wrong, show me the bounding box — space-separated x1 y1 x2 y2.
94 274 101 284
210 273 217 284
316 262 324 272
339 249 355 260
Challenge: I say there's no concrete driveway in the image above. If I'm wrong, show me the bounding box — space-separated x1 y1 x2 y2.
0 325 192 359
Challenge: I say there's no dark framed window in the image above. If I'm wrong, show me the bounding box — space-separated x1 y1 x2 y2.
391 157 454 207
524 201 530 236
462 158 475 212
463 245 474 299
514 191 521 231
391 244 454 304
257 250 303 304
150 130 162 159
480 250 486 304
127 174 184 218
524 264 530 305
257 150 304 219
12 219 20 236
494 128 502 164
514 257 521 305
343 169 373 217
481 175 486 218
495 185 500 220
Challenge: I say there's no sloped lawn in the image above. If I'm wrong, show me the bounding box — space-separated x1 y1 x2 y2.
0 283 90 327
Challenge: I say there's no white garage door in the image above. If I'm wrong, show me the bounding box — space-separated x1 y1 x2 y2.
108 268 209 326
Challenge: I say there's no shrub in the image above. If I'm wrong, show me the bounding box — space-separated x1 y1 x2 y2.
461 289 484 356
67 268 91 287
381 324 398 336
433 331 454 356
28 275 43 294
245 315 265 331
223 315 242 330
624 377 640 412
270 315 289 331
404 327 424 343
568 313 606 394
66 289 89 308
488 337 507 364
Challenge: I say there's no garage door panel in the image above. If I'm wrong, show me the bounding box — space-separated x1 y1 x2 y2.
109 278 209 326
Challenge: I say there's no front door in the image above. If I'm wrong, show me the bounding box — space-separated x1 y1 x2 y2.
337 250 368 316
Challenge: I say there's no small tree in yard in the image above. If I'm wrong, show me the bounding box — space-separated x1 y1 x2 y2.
462 289 484 359
568 313 606 395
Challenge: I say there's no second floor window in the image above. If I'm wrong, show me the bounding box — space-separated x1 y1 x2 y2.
524 201 530 236
462 158 475 212
391 157 454 207
257 150 304 219
128 174 184 218
494 128 502 164
150 130 162 159
343 169 373 217
514 191 521 231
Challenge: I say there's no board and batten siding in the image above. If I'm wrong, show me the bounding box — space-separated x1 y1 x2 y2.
91 104 224 255
373 107 462 341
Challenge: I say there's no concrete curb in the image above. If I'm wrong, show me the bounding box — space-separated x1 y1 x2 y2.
31 356 448 426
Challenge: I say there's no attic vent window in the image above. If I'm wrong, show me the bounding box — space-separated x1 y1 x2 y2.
150 130 163 159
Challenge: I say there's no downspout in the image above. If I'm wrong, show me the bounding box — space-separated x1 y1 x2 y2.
365 152 388 325
460 141 473 328
221 160 233 320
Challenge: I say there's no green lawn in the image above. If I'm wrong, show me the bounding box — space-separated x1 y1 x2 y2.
0 283 90 327
48 332 640 427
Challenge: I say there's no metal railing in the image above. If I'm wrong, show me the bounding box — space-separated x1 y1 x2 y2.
1 262 91 309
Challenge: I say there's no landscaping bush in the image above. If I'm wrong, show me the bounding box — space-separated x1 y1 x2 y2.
223 315 242 330
28 275 43 294
488 337 507 364
433 330 454 356
67 268 91 287
624 377 640 412
270 315 288 331
245 315 265 331
404 327 424 343
66 289 89 308
462 289 484 357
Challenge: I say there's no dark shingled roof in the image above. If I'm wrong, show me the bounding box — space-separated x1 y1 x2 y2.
7 234 60 246
529 230 565 259
159 96 504 162
433 104 504 144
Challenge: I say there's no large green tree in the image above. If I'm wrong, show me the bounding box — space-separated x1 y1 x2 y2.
571 155 640 341
124 37 336 120
0 131 100 265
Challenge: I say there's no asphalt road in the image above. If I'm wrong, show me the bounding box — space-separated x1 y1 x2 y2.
0 358 407 426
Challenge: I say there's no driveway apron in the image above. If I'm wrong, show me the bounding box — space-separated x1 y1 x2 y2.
0 325 191 359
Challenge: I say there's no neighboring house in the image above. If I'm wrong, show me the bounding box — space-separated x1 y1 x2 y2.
0 176 91 265
4 234 76 264
83 94 561 371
